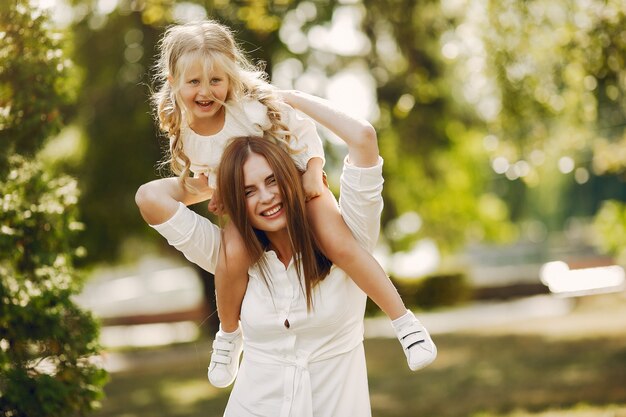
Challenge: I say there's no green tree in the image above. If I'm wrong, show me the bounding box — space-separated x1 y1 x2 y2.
65 0 626 266
357 0 514 251
355 0 626 251
0 0 76 165
477 0 626 228
0 1 107 415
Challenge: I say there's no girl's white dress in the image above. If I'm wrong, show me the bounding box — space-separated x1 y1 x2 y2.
180 98 325 191
152 157 384 417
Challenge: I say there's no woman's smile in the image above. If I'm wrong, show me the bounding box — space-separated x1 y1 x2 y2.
261 203 283 217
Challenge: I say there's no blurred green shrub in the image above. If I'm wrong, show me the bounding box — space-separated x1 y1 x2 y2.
365 272 472 316
593 200 626 264
0 1 107 415
0 157 107 416
409 273 473 310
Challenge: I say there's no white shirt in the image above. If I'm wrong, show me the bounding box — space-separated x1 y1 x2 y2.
180 98 326 190
152 157 384 417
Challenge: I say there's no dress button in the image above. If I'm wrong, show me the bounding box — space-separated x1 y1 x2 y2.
284 318 290 329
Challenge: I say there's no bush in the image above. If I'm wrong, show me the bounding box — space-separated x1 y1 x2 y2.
0 1 107 415
593 200 626 264
0 156 108 416
365 272 472 316
410 273 472 310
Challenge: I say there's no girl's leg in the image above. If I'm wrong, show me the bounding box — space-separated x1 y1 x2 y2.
306 188 436 370
208 221 250 388
215 221 250 332
307 188 406 319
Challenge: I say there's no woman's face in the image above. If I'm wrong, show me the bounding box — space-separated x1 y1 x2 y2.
243 153 287 233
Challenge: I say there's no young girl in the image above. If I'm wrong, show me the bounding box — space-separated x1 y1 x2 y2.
151 20 436 388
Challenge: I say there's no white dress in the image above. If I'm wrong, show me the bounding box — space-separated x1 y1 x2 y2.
152 157 385 417
179 98 325 191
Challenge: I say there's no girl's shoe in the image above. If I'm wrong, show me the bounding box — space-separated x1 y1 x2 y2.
394 311 437 371
207 325 243 388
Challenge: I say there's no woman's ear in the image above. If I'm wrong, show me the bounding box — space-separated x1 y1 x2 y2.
167 75 174 85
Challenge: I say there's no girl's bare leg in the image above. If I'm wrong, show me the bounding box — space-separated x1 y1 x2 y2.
306 188 437 371
215 221 250 332
208 221 250 388
306 188 406 319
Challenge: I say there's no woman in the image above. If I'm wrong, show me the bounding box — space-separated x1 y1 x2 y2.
135 90 435 416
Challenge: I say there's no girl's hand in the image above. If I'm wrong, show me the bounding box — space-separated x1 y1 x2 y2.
302 169 324 202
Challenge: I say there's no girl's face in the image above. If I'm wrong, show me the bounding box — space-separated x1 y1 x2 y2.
243 153 287 234
177 59 230 131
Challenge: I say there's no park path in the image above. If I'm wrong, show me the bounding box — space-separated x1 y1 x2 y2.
100 292 617 374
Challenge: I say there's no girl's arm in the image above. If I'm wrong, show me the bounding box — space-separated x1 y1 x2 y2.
135 175 212 225
278 90 379 168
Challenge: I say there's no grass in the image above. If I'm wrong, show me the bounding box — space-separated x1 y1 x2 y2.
93 294 626 417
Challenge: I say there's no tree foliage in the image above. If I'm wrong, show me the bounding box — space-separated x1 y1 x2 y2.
473 0 626 251
353 0 626 251
63 0 626 264
593 200 626 264
0 0 77 166
356 0 515 251
0 1 107 414
0 157 107 416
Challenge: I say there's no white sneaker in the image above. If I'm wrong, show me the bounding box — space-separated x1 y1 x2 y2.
394 312 437 371
207 326 243 388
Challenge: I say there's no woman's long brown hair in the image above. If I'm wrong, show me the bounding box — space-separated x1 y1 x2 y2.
217 136 331 310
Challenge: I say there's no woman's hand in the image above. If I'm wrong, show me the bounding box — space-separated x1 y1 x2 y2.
208 187 225 215
188 174 213 196
302 169 324 202
302 157 325 202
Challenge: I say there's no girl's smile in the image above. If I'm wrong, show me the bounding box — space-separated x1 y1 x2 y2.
176 61 230 134
195 99 217 109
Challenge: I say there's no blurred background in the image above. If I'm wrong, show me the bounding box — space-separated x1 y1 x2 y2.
2 0 626 416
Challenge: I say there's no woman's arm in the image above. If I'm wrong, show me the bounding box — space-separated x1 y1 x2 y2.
135 176 221 273
135 175 212 225
278 90 379 168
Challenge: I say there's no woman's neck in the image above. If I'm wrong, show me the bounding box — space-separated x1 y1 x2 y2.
266 229 293 268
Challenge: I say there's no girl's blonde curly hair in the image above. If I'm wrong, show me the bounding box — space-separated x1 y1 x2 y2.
151 20 296 184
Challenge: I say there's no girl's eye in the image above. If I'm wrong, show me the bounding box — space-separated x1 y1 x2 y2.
245 189 255 197
211 78 221 84
189 79 200 85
